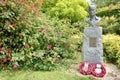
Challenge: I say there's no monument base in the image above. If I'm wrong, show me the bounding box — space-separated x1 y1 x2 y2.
82 27 103 64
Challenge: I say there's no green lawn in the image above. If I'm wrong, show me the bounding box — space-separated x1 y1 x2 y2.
0 70 90 80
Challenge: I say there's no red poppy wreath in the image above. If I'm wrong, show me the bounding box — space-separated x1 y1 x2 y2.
79 62 92 75
92 64 106 78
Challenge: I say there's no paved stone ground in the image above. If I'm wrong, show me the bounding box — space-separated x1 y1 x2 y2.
66 63 120 80
103 63 120 80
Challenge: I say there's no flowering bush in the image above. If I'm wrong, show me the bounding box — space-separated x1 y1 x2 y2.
0 0 82 71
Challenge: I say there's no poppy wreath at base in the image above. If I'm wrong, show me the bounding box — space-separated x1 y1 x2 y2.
92 63 106 78
79 62 92 75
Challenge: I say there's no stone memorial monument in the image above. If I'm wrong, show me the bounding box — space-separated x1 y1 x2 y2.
80 1 106 77
82 2 103 64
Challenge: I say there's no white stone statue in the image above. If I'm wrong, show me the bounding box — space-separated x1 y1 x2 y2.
86 3 101 27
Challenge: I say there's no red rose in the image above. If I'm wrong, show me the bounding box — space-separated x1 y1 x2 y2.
13 64 18 70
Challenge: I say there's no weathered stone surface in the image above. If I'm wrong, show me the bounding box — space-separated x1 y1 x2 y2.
82 27 103 64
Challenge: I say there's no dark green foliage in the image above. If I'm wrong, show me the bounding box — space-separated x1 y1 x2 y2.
97 4 120 35
97 4 120 17
96 0 120 7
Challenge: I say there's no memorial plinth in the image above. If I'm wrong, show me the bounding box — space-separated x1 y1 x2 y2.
82 27 103 64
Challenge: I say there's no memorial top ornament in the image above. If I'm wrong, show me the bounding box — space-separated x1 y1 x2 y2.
86 1 101 27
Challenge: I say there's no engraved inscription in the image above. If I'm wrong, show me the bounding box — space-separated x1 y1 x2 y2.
89 37 97 47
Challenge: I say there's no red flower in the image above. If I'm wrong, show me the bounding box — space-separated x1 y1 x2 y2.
13 64 18 70
25 44 30 48
0 48 2 52
66 45 70 49
6 48 10 56
7 57 12 61
2 58 7 63
47 45 52 50
39 28 43 32
57 32 62 35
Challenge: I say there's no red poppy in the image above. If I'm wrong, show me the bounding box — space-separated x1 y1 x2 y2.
47 45 52 50
66 45 70 49
25 44 30 48
0 48 2 52
13 64 18 70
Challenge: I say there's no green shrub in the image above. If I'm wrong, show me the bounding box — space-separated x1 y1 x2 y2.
97 4 120 35
0 0 42 70
41 0 58 13
97 4 120 17
0 1 82 71
48 0 88 23
96 0 120 7
103 34 120 67
99 16 118 34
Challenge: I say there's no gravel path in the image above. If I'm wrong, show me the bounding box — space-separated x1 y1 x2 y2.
66 63 120 80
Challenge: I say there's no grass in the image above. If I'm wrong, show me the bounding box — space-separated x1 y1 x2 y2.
0 70 90 80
